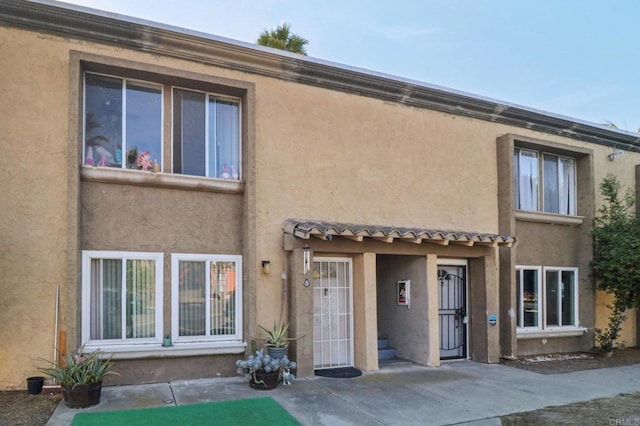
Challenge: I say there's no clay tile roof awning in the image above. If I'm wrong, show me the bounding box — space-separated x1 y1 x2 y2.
282 219 517 248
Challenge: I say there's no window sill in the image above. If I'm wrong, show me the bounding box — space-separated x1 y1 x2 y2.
515 211 584 226
517 327 587 340
84 341 247 359
80 166 244 194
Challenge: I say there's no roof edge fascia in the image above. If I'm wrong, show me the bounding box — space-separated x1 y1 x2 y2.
3 0 640 152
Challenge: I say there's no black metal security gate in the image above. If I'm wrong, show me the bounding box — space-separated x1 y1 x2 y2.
438 265 467 359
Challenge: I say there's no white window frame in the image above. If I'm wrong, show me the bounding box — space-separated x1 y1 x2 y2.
515 266 543 330
81 251 164 350
83 72 164 171
543 266 579 330
171 253 243 344
516 265 587 339
171 87 242 180
516 265 584 333
514 148 577 216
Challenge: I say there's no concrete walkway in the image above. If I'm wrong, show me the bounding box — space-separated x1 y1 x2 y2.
47 361 640 425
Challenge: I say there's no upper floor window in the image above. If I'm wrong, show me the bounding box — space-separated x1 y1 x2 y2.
516 266 578 330
173 89 240 179
83 72 242 181
514 148 576 215
84 74 163 171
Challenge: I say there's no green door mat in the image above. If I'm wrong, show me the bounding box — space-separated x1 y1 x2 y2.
71 397 301 425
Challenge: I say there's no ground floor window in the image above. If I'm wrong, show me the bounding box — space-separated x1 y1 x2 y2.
171 254 242 343
516 266 578 330
81 251 164 345
81 251 243 352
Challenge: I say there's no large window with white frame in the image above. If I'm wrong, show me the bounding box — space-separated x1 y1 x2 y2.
516 266 579 330
171 254 242 343
83 72 242 180
514 148 576 215
173 88 240 179
81 251 164 347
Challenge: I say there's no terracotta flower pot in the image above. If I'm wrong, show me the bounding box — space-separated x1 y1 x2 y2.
249 371 279 390
62 381 103 408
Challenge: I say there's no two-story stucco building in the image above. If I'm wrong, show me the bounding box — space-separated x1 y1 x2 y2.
1 0 638 389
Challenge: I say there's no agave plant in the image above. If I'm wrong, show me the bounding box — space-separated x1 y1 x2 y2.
257 322 303 348
39 346 118 387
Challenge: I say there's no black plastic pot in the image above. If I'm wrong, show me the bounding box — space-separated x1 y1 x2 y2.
27 376 45 395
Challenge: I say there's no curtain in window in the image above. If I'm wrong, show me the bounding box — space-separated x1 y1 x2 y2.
126 260 156 338
545 270 559 326
90 259 122 340
210 262 236 335
178 261 206 336
174 90 240 179
209 100 240 179
90 258 157 340
559 158 576 215
173 89 206 176
517 151 538 211
543 154 559 213
561 271 576 326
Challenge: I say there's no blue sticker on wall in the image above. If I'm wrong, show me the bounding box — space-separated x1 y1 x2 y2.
488 315 497 327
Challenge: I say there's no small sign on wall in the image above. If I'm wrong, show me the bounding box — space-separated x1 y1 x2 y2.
488 315 497 327
397 280 410 307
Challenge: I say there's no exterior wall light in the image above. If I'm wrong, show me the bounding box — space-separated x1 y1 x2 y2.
261 260 271 275
608 149 624 161
303 244 311 274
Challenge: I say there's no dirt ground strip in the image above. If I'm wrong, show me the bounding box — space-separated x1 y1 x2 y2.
0 390 62 426
501 392 640 425
500 347 640 374
1 348 639 425
499 348 640 425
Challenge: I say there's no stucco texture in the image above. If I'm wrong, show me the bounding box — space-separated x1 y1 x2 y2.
252 78 505 327
0 26 253 388
0 28 72 388
2 18 640 389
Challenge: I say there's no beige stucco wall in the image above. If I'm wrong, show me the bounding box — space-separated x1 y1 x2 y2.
1 27 73 389
2 19 639 388
595 291 637 348
377 255 429 364
0 26 259 388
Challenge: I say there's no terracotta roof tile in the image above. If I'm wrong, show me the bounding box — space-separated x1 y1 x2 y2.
283 219 517 247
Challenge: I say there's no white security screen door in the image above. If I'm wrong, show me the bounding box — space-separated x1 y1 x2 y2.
313 257 354 369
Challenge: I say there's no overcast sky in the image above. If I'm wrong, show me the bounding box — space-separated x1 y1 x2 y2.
59 0 640 131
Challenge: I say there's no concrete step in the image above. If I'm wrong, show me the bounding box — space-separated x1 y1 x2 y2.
378 347 397 360
379 357 413 368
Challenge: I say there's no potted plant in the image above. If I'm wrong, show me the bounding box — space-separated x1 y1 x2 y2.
236 349 297 390
257 322 304 359
39 346 118 408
